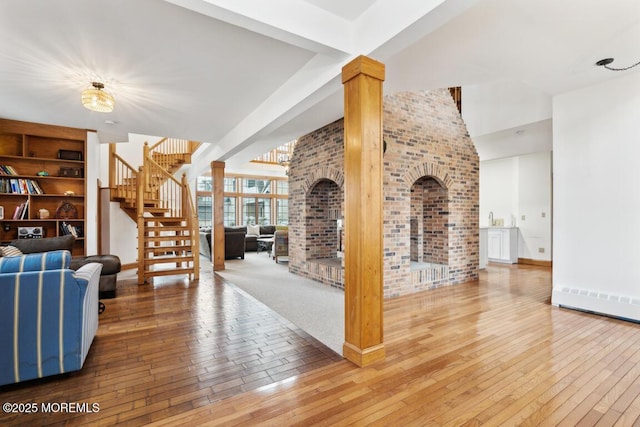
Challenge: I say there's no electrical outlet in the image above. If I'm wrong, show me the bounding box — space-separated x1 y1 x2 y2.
521 215 526 221
538 247 545 253
541 212 546 218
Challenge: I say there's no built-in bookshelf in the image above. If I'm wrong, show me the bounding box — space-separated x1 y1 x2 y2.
0 118 87 256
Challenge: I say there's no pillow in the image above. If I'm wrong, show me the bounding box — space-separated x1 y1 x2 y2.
0 245 23 257
247 224 260 236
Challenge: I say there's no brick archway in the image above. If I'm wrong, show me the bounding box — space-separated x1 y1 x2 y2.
403 162 453 190
300 166 344 195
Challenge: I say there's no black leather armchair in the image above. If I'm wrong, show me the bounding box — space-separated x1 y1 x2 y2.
224 228 246 259
10 235 121 299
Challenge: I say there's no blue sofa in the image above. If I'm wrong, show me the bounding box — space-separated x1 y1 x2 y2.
0 250 102 386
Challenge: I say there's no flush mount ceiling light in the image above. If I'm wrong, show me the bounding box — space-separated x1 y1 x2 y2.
81 82 114 112
595 57 640 71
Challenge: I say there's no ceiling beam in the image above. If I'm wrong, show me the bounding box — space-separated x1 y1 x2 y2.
186 0 480 177
164 0 353 56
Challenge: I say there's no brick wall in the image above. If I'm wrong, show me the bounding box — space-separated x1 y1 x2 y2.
289 89 479 297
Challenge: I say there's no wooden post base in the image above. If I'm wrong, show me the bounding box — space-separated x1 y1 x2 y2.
343 342 385 367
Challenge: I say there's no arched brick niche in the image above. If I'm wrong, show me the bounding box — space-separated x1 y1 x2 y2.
288 89 479 297
289 120 345 288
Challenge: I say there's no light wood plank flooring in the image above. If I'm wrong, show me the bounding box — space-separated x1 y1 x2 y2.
2 262 640 426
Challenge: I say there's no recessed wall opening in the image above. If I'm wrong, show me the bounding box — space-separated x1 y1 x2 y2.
410 175 449 286
301 178 344 288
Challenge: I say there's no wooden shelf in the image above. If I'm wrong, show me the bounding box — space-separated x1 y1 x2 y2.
0 118 87 256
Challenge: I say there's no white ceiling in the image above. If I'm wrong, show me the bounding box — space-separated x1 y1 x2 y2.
1 0 639 172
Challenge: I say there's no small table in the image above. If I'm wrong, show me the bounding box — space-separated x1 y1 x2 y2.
256 237 274 255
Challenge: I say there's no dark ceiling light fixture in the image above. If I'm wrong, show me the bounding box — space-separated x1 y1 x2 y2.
595 57 640 71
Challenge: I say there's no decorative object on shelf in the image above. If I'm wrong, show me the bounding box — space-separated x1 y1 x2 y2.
38 208 50 219
55 200 78 219
81 81 115 112
37 170 49 176
57 149 83 161
3 223 9 232
596 57 640 71
17 226 44 239
59 167 83 178
0 205 3 220
64 190 75 196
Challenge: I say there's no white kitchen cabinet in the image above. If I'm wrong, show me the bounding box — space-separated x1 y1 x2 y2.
479 228 488 269
486 227 518 264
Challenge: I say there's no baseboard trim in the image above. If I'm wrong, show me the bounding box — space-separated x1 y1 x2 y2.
121 262 137 271
518 258 552 267
552 287 640 323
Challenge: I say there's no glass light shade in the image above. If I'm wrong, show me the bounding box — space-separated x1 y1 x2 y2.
81 82 114 112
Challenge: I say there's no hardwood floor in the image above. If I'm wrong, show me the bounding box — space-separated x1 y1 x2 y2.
2 262 640 426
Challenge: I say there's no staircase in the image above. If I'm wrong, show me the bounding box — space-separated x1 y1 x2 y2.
109 138 201 284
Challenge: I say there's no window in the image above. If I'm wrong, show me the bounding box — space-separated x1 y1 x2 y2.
197 176 212 192
243 178 271 194
224 177 236 192
276 199 288 225
224 197 236 226
197 174 287 226
276 180 288 195
197 195 212 228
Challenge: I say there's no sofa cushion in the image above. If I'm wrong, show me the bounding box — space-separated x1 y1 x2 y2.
247 224 260 236
10 234 75 254
0 250 71 273
260 225 276 236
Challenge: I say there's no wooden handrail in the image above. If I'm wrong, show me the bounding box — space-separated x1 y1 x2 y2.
110 146 138 206
112 152 137 174
148 137 199 155
184 176 200 280
144 149 183 217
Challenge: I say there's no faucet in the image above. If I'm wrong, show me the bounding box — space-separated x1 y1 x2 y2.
488 211 494 226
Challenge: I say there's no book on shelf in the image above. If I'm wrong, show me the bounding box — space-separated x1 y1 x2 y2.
0 165 19 175
12 200 29 219
60 221 83 238
0 177 44 194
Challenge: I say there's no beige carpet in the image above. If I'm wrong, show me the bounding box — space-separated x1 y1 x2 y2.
215 252 344 355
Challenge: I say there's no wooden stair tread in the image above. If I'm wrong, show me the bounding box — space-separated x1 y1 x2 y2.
144 246 192 254
143 216 184 222
146 226 189 232
142 267 195 277
144 235 192 242
144 256 194 265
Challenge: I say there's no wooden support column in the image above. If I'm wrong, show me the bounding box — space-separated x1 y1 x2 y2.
211 161 225 271
341 55 385 367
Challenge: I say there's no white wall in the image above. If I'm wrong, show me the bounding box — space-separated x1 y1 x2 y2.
552 71 640 320
85 131 100 255
480 157 518 227
517 152 552 261
463 80 552 137
480 151 552 261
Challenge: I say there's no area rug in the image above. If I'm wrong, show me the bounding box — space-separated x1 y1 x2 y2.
215 252 344 355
